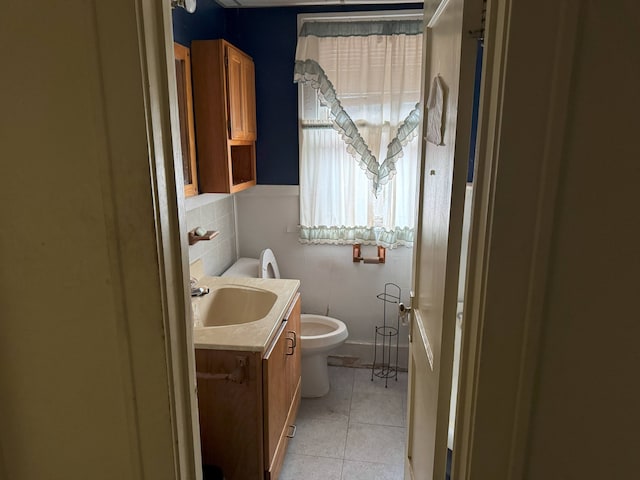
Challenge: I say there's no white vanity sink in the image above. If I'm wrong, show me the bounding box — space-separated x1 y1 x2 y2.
191 276 301 352
198 285 277 327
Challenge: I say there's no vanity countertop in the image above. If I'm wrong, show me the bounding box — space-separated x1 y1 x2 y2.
192 276 300 353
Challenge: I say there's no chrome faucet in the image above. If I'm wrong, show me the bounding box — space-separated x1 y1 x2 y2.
190 277 209 297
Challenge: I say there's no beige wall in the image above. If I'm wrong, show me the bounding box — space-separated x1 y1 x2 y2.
0 1 184 479
525 3 640 478
464 1 640 478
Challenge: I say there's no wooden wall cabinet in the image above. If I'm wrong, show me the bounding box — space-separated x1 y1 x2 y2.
173 43 198 197
192 40 257 194
195 294 301 480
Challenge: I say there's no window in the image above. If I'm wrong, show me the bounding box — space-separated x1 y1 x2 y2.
295 13 423 248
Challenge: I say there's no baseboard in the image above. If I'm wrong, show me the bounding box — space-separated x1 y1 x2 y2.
328 340 409 370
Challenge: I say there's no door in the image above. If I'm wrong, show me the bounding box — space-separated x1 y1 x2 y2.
405 0 481 478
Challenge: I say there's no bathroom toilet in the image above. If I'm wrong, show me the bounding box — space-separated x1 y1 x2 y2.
223 250 349 397
300 314 348 398
221 248 280 279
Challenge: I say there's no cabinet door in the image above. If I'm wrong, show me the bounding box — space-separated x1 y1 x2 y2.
195 349 263 479
173 43 198 197
263 320 290 472
285 295 301 405
226 45 256 141
242 57 257 141
226 46 246 140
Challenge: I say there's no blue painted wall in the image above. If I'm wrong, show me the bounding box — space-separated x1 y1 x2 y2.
172 2 423 185
172 0 225 47
225 4 423 185
467 40 483 183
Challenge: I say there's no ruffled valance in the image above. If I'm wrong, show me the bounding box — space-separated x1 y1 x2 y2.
294 59 378 183
294 59 421 194
299 19 424 38
299 224 415 249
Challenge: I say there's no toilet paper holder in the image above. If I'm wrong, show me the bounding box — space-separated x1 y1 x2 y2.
352 244 386 264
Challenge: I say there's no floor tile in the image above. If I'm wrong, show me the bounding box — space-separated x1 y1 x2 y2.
344 422 406 466
280 453 343 480
328 365 356 390
350 390 405 427
341 460 404 480
298 387 351 422
353 367 408 396
298 366 354 422
282 367 410 478
288 416 349 459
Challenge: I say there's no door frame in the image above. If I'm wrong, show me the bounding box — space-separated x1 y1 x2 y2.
452 0 580 478
133 0 203 478
135 0 581 479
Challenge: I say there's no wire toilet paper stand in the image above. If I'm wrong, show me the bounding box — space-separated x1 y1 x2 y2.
371 282 401 388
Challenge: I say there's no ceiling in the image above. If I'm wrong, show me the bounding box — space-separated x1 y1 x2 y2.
215 0 420 8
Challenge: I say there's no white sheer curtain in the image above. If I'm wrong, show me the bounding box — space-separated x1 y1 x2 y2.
295 19 423 248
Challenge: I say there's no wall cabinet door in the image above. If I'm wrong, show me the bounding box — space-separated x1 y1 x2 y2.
243 58 257 140
173 43 198 197
226 45 257 141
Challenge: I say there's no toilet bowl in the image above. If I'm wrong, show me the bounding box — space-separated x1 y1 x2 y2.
300 314 349 398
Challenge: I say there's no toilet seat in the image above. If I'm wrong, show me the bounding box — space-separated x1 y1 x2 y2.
259 248 280 279
221 248 281 279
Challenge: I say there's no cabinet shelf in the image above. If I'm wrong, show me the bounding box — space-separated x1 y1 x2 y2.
228 142 256 193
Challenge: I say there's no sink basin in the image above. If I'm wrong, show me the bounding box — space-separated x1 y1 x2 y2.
196 285 278 327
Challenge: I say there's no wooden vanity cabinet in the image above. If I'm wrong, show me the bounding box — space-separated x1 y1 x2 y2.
195 293 301 480
191 39 257 193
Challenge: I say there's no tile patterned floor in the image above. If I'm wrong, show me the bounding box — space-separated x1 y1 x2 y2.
281 366 407 480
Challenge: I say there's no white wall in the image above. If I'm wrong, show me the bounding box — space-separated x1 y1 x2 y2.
185 194 237 276
235 185 413 367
